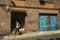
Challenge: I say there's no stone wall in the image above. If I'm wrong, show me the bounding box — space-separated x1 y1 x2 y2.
25 9 39 32
25 0 41 7
57 12 60 29
54 0 60 30
0 7 11 35
25 0 40 32
0 0 12 6
54 0 60 8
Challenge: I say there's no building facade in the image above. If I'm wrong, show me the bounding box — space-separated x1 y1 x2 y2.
0 0 59 35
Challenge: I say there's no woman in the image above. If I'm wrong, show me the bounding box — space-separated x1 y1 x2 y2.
15 21 21 35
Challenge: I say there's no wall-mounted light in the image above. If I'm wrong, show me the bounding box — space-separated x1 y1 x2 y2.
5 5 10 12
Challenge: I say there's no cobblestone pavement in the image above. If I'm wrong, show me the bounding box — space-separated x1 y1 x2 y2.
0 30 60 40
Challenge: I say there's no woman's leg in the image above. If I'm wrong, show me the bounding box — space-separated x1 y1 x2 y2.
15 28 18 34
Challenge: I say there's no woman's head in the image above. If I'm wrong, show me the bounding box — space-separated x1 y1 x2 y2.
16 21 18 23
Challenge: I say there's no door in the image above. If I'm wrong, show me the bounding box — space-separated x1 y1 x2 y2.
39 15 47 31
51 15 57 30
39 14 57 31
11 11 27 32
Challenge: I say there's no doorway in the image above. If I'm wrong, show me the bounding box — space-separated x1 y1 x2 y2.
11 11 27 32
39 14 57 31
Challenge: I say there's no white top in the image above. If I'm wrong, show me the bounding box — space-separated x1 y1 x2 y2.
16 23 20 28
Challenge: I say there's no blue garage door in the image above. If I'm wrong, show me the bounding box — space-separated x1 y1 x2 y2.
39 14 57 31
51 16 57 30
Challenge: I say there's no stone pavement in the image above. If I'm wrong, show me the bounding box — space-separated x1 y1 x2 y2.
1 30 60 40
